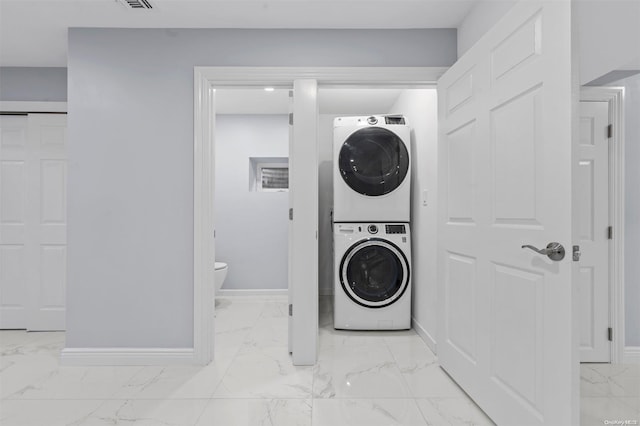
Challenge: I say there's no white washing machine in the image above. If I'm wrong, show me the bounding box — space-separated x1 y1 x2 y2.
333 115 411 222
334 222 411 330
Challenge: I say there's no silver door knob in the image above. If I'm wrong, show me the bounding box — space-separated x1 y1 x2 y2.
521 242 565 261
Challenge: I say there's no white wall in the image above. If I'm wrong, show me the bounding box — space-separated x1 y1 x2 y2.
66 28 457 349
389 90 439 351
575 0 640 85
215 115 289 290
457 1 516 56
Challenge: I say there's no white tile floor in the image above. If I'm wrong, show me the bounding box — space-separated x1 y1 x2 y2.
0 296 638 425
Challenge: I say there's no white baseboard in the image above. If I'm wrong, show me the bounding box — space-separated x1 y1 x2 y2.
217 288 288 297
623 346 640 364
60 347 196 366
412 317 437 355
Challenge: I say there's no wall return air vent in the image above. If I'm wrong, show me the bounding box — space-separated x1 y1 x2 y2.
118 0 153 9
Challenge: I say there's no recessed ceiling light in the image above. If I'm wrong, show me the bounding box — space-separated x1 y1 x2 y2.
264 87 275 92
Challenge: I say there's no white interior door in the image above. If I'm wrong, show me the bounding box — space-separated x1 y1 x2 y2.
288 89 294 355
0 113 67 331
288 79 319 365
578 101 610 362
437 2 577 425
0 115 29 328
27 114 67 331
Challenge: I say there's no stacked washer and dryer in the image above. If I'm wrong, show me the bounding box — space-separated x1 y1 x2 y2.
332 115 412 330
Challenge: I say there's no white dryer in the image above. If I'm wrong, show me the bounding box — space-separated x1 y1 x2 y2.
334 222 411 330
333 115 411 222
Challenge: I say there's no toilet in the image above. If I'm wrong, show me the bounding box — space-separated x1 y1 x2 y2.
214 262 228 294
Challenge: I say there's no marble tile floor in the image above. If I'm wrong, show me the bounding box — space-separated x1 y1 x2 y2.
0 295 637 425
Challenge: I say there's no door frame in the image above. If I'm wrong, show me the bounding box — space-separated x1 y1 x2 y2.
0 101 67 114
580 86 625 363
193 66 446 364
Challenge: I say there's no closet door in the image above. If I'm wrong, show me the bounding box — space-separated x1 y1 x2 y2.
0 115 29 328
26 114 67 331
0 113 67 331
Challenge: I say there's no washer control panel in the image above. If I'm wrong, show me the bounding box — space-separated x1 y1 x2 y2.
336 223 408 236
385 224 406 234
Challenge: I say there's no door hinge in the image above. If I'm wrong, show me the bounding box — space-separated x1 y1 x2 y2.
607 124 613 139
289 113 293 126
608 327 613 341
289 208 293 220
289 304 293 316
608 226 613 240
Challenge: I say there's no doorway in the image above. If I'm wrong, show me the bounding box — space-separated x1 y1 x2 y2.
192 67 445 365
211 87 291 366
578 87 626 364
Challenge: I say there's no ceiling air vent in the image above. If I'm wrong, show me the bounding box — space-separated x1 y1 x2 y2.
118 0 153 9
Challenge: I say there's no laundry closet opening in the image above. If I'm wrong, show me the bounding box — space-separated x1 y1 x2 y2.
210 84 439 358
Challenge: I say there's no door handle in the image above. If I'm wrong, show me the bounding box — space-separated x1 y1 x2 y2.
521 242 565 261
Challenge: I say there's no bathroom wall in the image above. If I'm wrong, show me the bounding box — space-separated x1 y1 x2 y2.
214 115 289 290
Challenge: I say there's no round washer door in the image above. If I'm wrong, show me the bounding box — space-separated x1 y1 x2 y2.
339 238 410 308
338 127 409 196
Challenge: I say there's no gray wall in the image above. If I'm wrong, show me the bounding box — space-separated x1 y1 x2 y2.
66 28 457 349
0 67 67 101
215 115 289 290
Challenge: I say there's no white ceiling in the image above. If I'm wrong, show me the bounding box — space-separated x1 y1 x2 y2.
215 87 406 115
0 0 477 67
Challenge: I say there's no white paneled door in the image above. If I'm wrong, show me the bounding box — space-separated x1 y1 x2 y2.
0 113 67 331
288 79 319 366
0 115 29 328
578 101 610 362
437 1 577 425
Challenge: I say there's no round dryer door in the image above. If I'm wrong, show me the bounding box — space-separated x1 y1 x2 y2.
338 127 409 196
339 238 410 308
